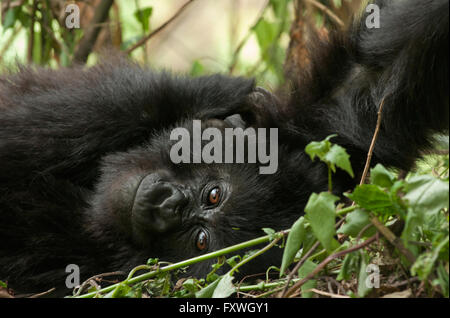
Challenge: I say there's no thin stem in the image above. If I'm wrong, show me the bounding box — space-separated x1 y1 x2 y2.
359 96 387 185
335 205 358 216
238 278 300 293
355 94 417 265
229 234 282 276
74 230 289 298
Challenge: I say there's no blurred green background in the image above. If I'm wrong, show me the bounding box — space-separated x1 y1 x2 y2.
0 0 362 87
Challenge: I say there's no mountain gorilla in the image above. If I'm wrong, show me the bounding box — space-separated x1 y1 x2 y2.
0 0 448 296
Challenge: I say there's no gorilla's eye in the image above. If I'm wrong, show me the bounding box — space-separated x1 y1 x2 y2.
207 187 221 206
195 230 208 251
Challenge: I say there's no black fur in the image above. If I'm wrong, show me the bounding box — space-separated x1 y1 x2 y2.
0 0 448 296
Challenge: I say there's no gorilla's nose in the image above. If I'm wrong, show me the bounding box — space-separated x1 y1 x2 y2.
131 174 188 235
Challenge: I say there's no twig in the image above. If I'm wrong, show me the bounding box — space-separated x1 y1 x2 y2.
73 271 126 297
284 233 378 298
29 287 56 298
229 235 283 276
124 0 196 55
73 0 114 64
390 277 420 288
306 288 350 298
360 96 387 185
305 0 344 28
355 95 417 265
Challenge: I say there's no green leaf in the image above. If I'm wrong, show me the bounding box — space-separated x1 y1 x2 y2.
182 278 199 294
212 273 235 298
226 255 241 269
346 184 393 213
411 236 449 280
196 273 236 298
262 227 276 237
299 225 318 258
404 175 449 213
252 18 278 52
337 251 360 281
104 283 131 298
17 9 31 28
305 135 354 178
435 263 449 298
305 192 339 252
147 258 159 265
134 7 153 32
124 282 143 298
325 144 354 178
269 0 289 19
2 6 21 30
370 164 395 188
304 134 335 161
280 216 306 276
357 251 372 297
195 278 220 298
298 260 317 298
402 175 449 252
337 209 376 238
190 60 204 77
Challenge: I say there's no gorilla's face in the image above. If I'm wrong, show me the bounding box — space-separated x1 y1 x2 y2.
86 100 322 278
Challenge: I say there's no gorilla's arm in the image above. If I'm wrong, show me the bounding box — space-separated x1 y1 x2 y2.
289 0 449 175
0 61 255 186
